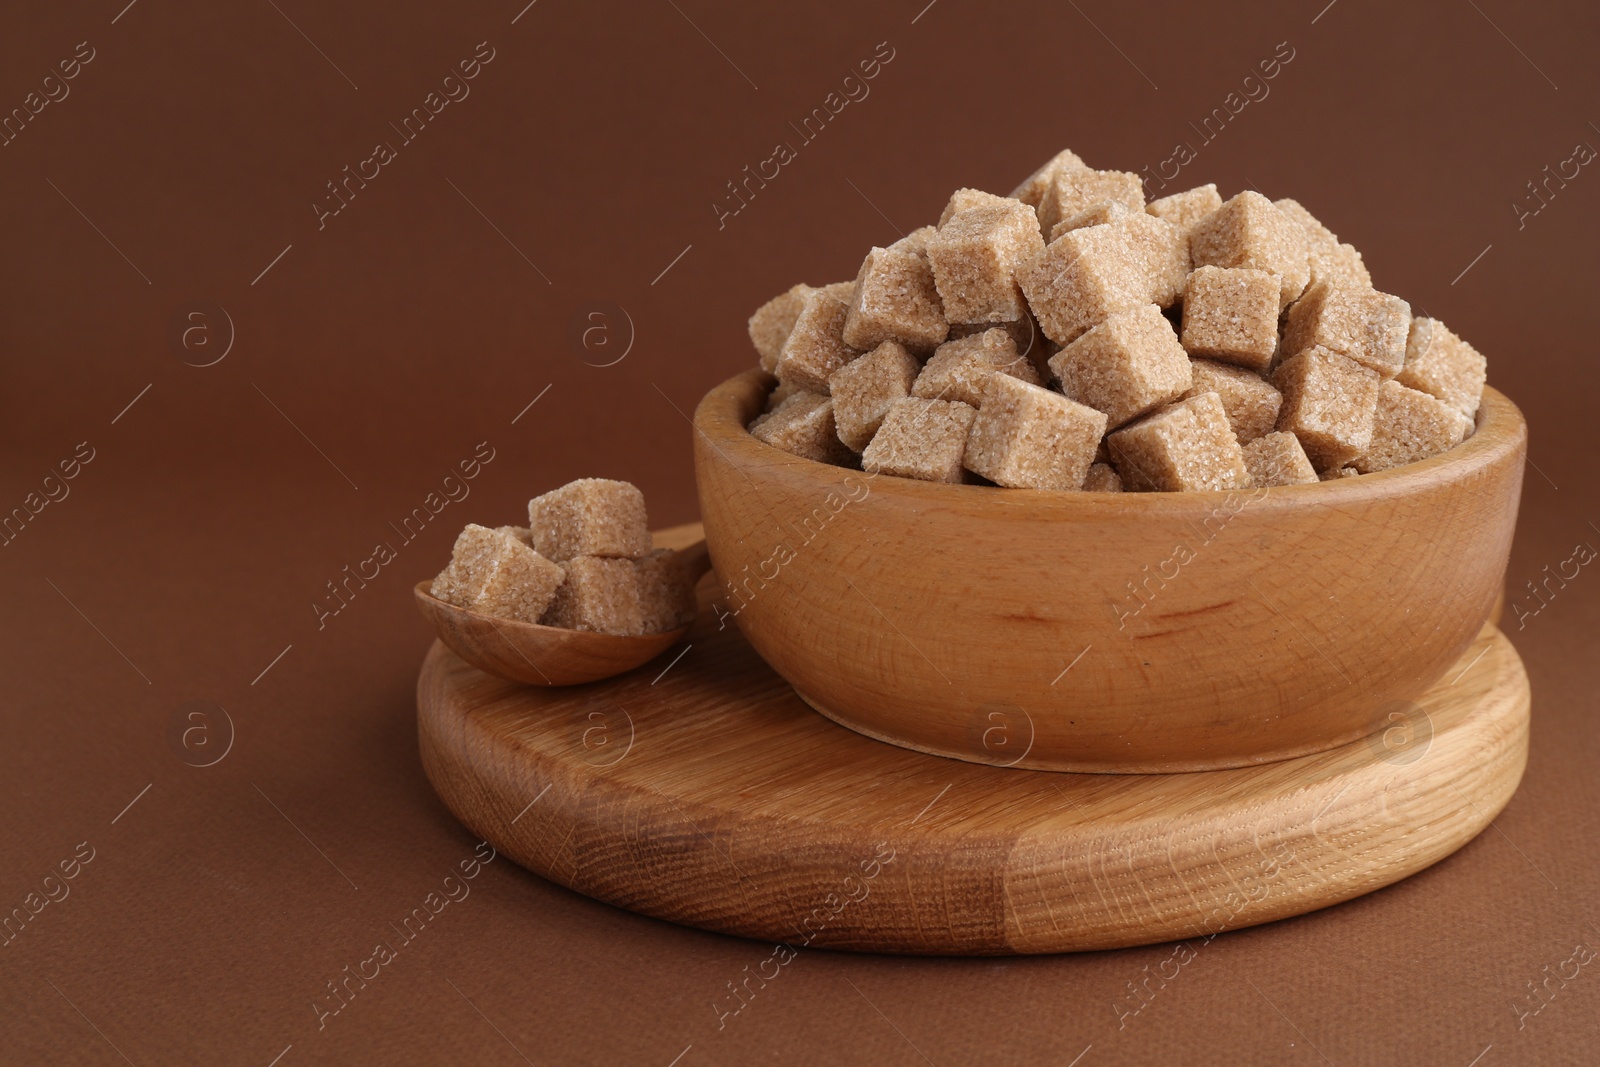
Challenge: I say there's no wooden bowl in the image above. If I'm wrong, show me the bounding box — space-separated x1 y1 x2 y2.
692 369 1526 773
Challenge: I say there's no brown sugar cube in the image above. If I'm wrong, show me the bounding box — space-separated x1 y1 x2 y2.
541 556 645 635
1322 466 1361 480
1241 431 1318 487
751 278 854 386
750 379 803 432
963 372 1108 490
927 201 1045 325
1009 148 1089 210
529 479 650 563
843 245 948 353
1183 359 1282 444
950 314 1048 376
1281 281 1411 378
1037 168 1146 241
775 287 859 392
1147 184 1222 234
1118 213 1190 309
1106 391 1250 492
1273 198 1372 291
429 523 511 605
890 225 938 256
494 525 533 546
1049 303 1192 429
914 328 1041 407
1019 223 1144 344
861 397 978 483
1272 347 1380 470
1397 317 1487 418
1354 380 1473 473
1083 462 1123 492
634 548 697 633
430 525 564 623
467 544 564 622
1180 266 1280 371
764 379 803 413
1048 199 1130 242
749 391 855 465
1023 211 1188 344
749 387 808 437
938 188 1014 227
748 283 812 373
1189 191 1310 310
829 340 922 451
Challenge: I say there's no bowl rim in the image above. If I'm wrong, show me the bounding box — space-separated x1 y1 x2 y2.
695 368 1527 513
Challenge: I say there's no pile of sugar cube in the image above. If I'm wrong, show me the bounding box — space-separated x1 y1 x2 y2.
747 149 1487 491
430 479 696 634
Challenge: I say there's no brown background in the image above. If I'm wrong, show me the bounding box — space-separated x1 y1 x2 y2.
2 0 1597 1063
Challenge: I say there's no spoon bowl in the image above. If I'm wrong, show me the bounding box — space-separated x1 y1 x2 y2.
415 535 709 686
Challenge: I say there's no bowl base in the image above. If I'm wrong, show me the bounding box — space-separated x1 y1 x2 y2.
791 688 1395 774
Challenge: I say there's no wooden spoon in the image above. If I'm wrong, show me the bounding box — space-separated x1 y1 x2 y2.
414 538 710 687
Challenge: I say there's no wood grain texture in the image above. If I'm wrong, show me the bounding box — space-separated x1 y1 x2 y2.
417 587 1529 956
412 532 708 686
693 370 1527 772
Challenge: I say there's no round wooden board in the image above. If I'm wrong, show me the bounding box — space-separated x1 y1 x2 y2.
417 585 1529 956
